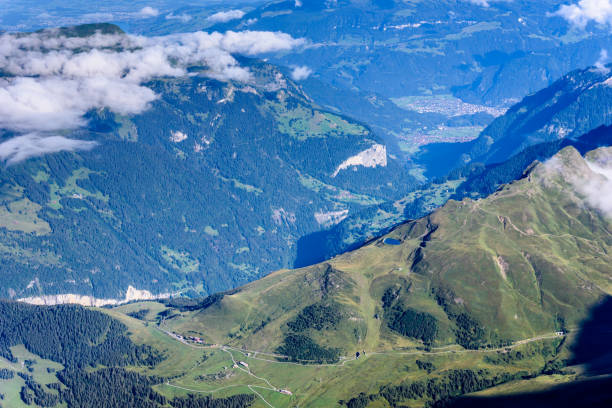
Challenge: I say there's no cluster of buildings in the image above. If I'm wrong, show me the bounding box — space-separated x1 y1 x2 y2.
174 333 204 344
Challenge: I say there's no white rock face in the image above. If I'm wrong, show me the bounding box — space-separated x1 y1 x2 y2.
169 130 188 143
333 144 387 177
271 208 296 226
18 285 168 307
314 209 349 227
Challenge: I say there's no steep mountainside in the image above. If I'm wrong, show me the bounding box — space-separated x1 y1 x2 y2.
0 25 416 302
471 65 612 164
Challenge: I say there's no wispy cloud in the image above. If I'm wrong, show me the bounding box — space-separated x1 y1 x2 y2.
543 148 612 218
466 0 491 6
595 49 610 73
79 12 115 23
464 0 512 7
290 65 313 81
553 0 612 29
166 13 192 23
0 133 98 165
207 10 245 24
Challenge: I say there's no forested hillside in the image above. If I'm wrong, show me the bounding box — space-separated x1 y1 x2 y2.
0 300 254 408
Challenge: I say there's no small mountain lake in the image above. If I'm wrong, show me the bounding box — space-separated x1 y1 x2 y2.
383 238 402 246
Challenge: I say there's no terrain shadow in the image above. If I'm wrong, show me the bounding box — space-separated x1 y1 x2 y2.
444 296 612 408
443 376 612 408
569 295 612 375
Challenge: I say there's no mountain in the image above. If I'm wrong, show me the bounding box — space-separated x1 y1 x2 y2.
0 25 418 302
449 124 612 200
166 145 612 350
7 26 607 303
471 66 612 164
5 1 609 174
1 145 610 407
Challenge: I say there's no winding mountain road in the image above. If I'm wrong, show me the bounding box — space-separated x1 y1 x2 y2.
160 324 567 408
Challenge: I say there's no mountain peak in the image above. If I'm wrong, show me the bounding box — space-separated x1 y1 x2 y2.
533 146 591 181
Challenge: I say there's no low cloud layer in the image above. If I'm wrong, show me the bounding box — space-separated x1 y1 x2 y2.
553 0 612 29
0 133 98 165
0 27 304 163
0 77 157 132
207 10 246 24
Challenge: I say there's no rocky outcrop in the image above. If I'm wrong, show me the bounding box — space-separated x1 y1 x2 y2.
332 144 387 177
18 285 168 307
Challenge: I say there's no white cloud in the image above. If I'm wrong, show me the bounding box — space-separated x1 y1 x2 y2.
0 77 157 132
137 7 160 18
207 10 245 24
467 0 490 6
165 13 192 23
290 65 313 81
295 0 303 7
464 0 512 7
553 0 612 29
0 133 98 165
595 49 610 73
